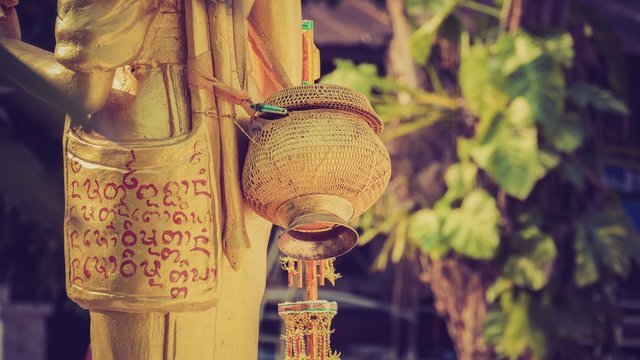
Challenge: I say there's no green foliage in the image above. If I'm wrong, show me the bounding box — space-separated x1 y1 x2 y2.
542 114 585 154
568 82 630 115
322 1 638 357
321 59 458 143
320 59 389 98
444 161 477 198
573 207 640 287
409 0 458 65
505 53 566 127
408 187 501 260
488 292 547 360
441 189 500 259
457 31 575 200
459 45 509 120
408 209 446 257
471 112 544 199
456 29 635 358
543 33 575 67
503 225 556 290
459 32 575 199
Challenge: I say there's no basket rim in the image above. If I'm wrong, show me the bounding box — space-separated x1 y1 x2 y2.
263 84 384 135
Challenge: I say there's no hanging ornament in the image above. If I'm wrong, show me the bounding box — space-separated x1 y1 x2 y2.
278 258 341 360
270 18 389 360
279 300 340 360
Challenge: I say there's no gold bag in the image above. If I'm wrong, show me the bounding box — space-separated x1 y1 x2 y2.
63 118 221 312
242 84 391 260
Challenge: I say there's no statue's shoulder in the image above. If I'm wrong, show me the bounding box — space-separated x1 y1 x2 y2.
54 0 160 71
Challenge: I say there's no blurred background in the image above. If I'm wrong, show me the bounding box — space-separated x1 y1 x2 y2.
1 0 640 359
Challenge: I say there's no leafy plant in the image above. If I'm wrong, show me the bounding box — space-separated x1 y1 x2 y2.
322 0 638 358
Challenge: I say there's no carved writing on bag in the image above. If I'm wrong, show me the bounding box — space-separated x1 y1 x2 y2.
66 143 217 302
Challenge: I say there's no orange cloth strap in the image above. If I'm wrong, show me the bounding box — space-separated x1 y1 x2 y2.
186 11 294 116
187 51 254 116
248 14 294 91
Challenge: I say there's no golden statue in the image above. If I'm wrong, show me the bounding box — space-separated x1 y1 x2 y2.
0 0 302 358
1 0 392 358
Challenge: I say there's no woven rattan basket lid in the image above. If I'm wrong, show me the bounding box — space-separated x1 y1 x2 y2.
263 84 384 135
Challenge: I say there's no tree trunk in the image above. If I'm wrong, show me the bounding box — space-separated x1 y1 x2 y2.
385 0 420 91
420 255 496 360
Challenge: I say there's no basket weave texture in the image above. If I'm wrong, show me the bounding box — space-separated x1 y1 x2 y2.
242 84 391 225
263 84 384 135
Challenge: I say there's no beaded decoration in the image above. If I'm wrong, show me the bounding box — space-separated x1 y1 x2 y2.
279 301 341 360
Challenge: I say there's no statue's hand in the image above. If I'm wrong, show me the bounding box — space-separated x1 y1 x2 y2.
0 0 20 40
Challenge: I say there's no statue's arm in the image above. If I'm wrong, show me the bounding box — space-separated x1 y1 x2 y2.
1 38 114 114
0 0 158 114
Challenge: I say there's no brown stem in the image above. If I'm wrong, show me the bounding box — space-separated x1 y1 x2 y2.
421 255 496 360
509 0 523 34
385 0 421 90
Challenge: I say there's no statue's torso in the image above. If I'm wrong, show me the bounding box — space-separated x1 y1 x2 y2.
58 0 190 141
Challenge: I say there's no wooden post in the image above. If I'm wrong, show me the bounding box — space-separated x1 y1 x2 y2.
318 260 325 286
305 260 318 301
301 20 321 360
288 259 295 287
296 260 304 288
304 260 319 359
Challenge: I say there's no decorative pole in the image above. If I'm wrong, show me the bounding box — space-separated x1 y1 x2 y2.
279 257 342 360
240 14 390 358
277 20 342 360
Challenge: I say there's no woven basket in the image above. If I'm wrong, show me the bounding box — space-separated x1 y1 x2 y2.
242 84 391 259
262 83 384 135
